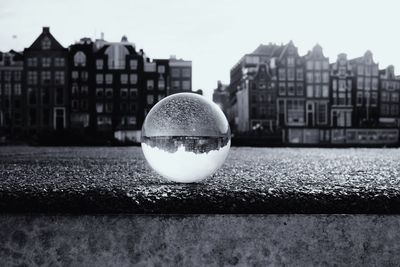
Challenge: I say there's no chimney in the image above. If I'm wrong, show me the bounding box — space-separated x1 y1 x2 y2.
43 27 50 33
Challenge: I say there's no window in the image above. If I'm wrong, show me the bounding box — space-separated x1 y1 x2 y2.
381 104 390 115
121 102 128 112
372 66 379 76
28 88 36 104
391 105 399 115
158 65 165 73
105 88 113 98
55 58 65 67
287 57 295 67
182 68 191 77
121 74 128 84
147 95 154 104
182 81 190 90
128 116 136 125
381 92 389 102
357 92 363 106
171 69 180 77
27 58 38 67
296 85 303 96
278 69 286 80
105 103 113 113
279 82 286 95
158 79 165 89
147 80 154 90
41 71 51 84
364 78 371 90
322 72 329 83
4 84 11 95
315 61 321 70
288 83 295 96
81 100 88 110
130 74 137 84
74 51 86 67
357 78 363 89
392 92 399 102
72 71 79 80
287 69 295 81
169 80 178 89
130 103 136 112
317 103 327 124
314 85 321 97
338 80 346 91
14 71 21 81
129 88 137 98
14 84 21 95
296 69 303 80
96 59 104 69
41 37 51 50
314 72 321 83
322 61 329 70
371 92 378 106
81 86 88 95
96 88 103 97
96 74 103 84
307 85 313 97
306 72 313 83
72 83 79 95
42 58 51 67
81 71 88 81
357 65 363 75
306 61 313 70
96 103 104 113
72 100 79 111
105 74 113 84
130 60 138 70
27 71 37 85
120 88 128 98
322 85 329 98
55 71 65 85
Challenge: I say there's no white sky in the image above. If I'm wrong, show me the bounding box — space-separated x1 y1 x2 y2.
0 0 399 99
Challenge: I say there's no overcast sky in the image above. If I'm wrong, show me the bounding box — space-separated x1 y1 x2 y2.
0 0 399 99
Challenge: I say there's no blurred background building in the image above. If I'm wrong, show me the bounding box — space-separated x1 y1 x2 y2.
213 41 400 145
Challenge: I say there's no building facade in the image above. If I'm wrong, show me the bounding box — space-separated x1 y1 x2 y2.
23 27 69 134
0 51 24 136
0 27 193 142
224 42 400 145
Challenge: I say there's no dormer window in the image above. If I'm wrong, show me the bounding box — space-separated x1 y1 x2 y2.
42 37 51 50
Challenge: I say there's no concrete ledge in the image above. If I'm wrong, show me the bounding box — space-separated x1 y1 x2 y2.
1 146 400 214
0 214 399 266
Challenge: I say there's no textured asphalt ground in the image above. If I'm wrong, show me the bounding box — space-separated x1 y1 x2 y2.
1 146 400 213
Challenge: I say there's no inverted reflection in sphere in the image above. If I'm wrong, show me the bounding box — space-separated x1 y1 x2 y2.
141 93 231 183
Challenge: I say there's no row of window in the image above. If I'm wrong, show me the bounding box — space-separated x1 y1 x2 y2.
306 60 330 71
171 68 191 78
95 102 137 113
356 92 378 106
356 65 379 76
332 79 352 91
27 57 65 67
97 116 137 126
0 84 22 96
0 71 22 81
96 88 138 98
381 80 400 90
71 100 88 111
27 88 64 105
278 68 304 81
332 92 352 106
278 83 304 96
306 72 329 83
381 92 399 103
27 71 65 85
356 77 379 90
381 104 399 116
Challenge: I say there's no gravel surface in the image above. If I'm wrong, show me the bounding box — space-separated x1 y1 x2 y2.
1 146 400 213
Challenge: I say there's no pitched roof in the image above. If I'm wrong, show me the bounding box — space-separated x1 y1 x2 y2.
25 27 65 51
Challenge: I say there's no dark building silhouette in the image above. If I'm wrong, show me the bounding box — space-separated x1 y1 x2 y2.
0 50 24 137
0 27 193 143
23 27 69 134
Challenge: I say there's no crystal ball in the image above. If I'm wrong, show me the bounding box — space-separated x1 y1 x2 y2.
141 93 231 183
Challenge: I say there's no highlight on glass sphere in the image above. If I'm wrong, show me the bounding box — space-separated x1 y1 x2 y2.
141 92 231 183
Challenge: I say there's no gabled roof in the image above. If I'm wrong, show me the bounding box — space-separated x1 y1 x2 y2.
25 27 65 51
252 43 282 56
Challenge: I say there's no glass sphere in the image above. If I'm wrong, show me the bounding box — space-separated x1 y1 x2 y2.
141 93 231 183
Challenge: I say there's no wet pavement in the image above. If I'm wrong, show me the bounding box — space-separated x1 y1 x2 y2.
0 146 400 213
